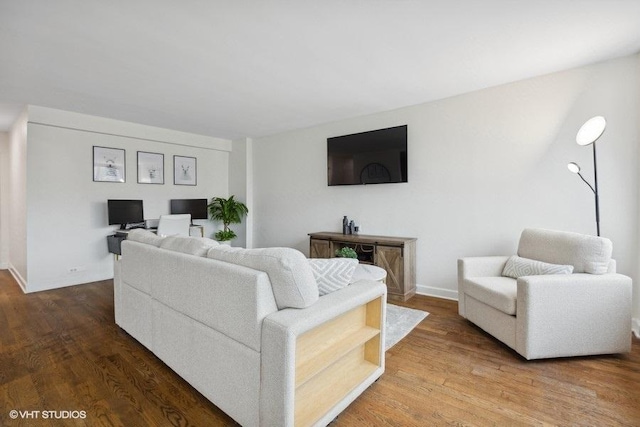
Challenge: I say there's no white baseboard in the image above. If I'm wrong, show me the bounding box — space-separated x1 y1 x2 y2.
416 284 458 301
633 318 640 339
8 264 27 293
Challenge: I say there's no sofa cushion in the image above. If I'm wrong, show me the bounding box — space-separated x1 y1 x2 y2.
126 229 164 247
207 246 319 309
463 277 517 315
160 236 219 256
308 258 358 296
502 256 573 279
518 228 612 274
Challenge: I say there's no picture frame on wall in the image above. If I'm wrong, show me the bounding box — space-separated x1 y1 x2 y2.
137 151 164 184
174 155 197 186
93 146 125 183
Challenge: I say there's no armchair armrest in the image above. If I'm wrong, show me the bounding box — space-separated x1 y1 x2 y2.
261 280 386 427
516 273 632 359
457 256 510 317
458 256 510 281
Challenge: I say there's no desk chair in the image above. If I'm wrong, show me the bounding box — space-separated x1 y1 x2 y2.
157 214 191 237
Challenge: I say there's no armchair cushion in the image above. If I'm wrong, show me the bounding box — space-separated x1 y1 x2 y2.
502 255 573 279
517 228 612 274
463 276 517 315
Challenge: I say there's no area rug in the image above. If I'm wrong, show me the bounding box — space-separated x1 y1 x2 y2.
385 304 429 351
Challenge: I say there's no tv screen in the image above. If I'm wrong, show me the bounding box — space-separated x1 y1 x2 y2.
170 198 208 220
327 125 408 186
108 199 144 229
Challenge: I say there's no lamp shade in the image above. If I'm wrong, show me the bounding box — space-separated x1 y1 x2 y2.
567 162 581 173
576 116 606 146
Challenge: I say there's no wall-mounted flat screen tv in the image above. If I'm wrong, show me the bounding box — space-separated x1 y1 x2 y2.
327 125 407 186
170 198 208 220
108 199 144 229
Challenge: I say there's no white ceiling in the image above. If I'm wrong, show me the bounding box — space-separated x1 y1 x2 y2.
1 1 640 140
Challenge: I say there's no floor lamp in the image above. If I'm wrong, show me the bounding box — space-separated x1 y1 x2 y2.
567 116 606 236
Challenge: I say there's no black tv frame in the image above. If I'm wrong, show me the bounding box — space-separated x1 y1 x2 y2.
327 125 408 186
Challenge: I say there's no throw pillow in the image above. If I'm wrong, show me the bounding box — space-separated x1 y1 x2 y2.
308 258 359 296
502 255 574 279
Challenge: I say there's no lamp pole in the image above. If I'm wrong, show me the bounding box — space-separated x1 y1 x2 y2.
592 142 600 236
568 116 606 237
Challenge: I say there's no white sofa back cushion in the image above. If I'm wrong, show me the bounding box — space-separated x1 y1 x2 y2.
207 246 319 309
126 229 164 246
160 236 219 257
517 228 612 274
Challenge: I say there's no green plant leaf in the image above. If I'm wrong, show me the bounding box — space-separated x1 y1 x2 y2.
335 247 358 259
214 229 237 241
207 195 248 233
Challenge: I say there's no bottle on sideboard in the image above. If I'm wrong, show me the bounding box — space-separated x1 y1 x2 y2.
342 216 349 234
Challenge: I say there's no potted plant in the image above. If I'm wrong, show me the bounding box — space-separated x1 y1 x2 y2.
335 246 358 259
207 195 249 243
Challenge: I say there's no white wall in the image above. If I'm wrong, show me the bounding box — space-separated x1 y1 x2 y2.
0 131 9 269
7 109 28 289
635 54 640 338
252 55 639 302
16 106 231 292
229 138 253 248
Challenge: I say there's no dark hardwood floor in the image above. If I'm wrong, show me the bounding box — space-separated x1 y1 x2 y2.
1 270 639 426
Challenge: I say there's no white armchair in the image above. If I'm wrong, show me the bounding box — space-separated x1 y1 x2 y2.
156 214 191 237
458 228 632 360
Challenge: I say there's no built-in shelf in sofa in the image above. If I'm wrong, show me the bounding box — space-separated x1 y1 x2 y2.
294 296 383 426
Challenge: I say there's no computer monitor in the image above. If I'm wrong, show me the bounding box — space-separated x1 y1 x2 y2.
108 199 144 229
170 199 208 221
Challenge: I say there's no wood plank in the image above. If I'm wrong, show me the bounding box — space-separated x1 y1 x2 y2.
308 231 417 245
296 326 379 388
296 304 367 368
295 348 378 426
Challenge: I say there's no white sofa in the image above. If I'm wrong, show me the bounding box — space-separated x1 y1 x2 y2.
458 228 632 360
113 230 386 427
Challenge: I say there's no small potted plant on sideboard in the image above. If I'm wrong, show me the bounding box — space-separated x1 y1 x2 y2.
335 246 358 259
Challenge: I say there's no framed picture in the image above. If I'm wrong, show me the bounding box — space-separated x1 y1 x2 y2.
137 151 164 184
174 155 197 186
93 146 125 182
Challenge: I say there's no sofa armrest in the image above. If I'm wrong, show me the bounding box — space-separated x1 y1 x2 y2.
516 273 632 359
260 280 386 427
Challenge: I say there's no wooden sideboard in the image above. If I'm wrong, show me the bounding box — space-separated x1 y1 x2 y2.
309 232 417 301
